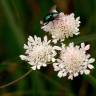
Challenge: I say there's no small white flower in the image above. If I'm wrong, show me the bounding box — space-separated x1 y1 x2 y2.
20 35 60 70
41 12 80 42
53 42 95 80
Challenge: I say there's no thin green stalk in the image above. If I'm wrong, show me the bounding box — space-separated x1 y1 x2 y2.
0 69 32 89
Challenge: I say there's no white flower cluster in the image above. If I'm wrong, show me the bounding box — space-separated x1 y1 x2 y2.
41 12 80 42
20 7 95 80
20 35 60 70
53 43 95 80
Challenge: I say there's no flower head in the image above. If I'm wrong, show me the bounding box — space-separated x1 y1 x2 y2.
20 35 60 70
53 42 95 80
41 12 80 42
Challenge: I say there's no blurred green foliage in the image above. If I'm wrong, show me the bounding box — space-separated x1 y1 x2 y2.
0 0 96 96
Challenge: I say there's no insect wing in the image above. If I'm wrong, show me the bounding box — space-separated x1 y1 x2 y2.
49 5 57 13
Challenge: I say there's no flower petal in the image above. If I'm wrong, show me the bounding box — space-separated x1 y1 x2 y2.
88 58 95 63
58 71 63 78
84 70 90 75
88 64 94 69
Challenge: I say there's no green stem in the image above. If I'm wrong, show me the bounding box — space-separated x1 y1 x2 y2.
0 69 32 89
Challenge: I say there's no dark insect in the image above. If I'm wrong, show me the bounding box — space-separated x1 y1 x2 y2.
42 5 59 25
43 12 58 24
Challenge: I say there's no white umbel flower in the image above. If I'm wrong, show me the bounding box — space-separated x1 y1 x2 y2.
41 12 80 42
53 42 95 80
20 35 60 70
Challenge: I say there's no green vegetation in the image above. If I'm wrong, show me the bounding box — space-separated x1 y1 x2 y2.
0 0 96 96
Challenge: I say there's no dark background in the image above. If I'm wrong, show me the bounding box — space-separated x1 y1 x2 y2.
0 0 96 96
